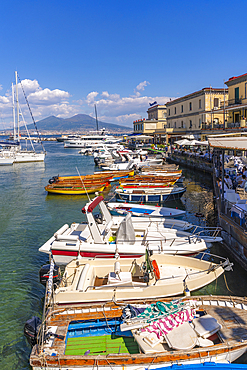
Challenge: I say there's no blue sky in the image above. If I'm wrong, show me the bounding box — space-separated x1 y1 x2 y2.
0 0 247 129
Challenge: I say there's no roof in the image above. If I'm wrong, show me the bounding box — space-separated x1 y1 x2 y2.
225 73 247 85
208 134 247 150
166 88 227 106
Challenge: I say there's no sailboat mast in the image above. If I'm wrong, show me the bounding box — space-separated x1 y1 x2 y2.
12 83 16 141
94 104 99 132
15 71 20 140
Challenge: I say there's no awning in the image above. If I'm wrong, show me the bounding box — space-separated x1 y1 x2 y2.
127 135 153 140
208 136 247 150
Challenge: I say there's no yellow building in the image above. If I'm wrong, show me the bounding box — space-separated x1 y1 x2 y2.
225 73 247 127
166 88 228 142
133 104 167 134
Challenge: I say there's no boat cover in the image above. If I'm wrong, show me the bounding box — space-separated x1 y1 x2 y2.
116 213 135 244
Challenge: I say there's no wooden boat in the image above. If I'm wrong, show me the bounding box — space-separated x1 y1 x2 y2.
45 183 108 195
27 295 247 369
39 196 213 264
50 252 232 305
119 182 177 189
115 186 186 203
119 175 181 184
48 170 134 184
141 164 179 171
107 202 186 219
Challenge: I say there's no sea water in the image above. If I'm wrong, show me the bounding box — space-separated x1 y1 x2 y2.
0 140 247 369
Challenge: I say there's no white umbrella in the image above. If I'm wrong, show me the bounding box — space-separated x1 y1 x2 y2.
174 139 191 146
189 139 204 146
182 134 195 139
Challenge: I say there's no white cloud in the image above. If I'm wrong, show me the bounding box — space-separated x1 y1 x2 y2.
0 77 173 129
28 88 70 105
135 81 150 91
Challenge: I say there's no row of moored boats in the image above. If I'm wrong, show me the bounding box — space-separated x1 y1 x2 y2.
25 156 247 369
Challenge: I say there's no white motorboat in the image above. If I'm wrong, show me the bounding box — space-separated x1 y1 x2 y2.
39 196 220 265
64 128 119 148
107 201 186 219
50 252 232 305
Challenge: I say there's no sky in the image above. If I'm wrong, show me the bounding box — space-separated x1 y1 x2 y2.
0 0 247 129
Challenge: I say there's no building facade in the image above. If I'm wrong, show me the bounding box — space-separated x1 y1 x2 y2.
165 88 228 142
225 73 247 127
133 104 167 134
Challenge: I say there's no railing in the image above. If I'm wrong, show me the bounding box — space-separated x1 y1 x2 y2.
227 98 242 106
213 165 247 231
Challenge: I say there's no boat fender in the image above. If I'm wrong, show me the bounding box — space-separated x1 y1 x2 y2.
114 261 121 275
151 259 160 280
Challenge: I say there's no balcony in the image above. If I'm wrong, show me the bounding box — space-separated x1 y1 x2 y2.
227 98 242 106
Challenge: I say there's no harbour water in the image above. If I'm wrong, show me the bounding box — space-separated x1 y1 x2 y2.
1 140 247 369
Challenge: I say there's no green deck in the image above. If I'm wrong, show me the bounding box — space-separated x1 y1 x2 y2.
65 334 139 356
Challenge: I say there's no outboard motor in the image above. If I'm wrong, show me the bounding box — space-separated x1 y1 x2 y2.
39 264 61 287
48 175 59 184
24 316 42 347
94 213 103 224
94 157 100 166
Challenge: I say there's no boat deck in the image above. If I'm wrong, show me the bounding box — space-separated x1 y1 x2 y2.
44 296 247 357
65 334 139 356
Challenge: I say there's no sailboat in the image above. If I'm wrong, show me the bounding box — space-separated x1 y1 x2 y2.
1 71 46 163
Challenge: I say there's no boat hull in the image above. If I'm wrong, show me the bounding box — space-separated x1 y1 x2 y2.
29 296 247 370
115 188 186 203
45 185 106 195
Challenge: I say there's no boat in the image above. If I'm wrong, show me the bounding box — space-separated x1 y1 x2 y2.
115 186 186 203
119 182 178 189
48 170 134 184
0 148 14 165
64 128 119 148
39 196 221 265
27 294 247 369
106 202 186 219
45 183 108 195
48 250 232 305
1 72 46 163
119 175 181 184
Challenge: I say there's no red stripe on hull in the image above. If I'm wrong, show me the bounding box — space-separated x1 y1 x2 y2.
51 249 143 259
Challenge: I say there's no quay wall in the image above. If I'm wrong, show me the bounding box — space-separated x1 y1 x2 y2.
168 152 247 271
167 153 213 173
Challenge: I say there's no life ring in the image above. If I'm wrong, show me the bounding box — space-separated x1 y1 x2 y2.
151 259 160 280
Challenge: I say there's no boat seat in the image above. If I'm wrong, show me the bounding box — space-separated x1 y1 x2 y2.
132 330 165 354
196 336 214 347
164 321 198 351
192 314 222 339
107 271 132 285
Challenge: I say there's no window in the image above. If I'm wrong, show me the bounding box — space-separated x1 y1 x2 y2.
181 121 183 128
199 99 201 109
174 107 176 114
189 120 192 128
199 118 202 128
245 83 247 99
174 122 176 128
235 87 240 104
181 105 183 113
189 102 192 111
168 109 170 116
214 98 219 108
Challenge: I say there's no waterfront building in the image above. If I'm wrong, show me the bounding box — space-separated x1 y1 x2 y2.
133 104 167 135
166 88 228 143
225 73 247 127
